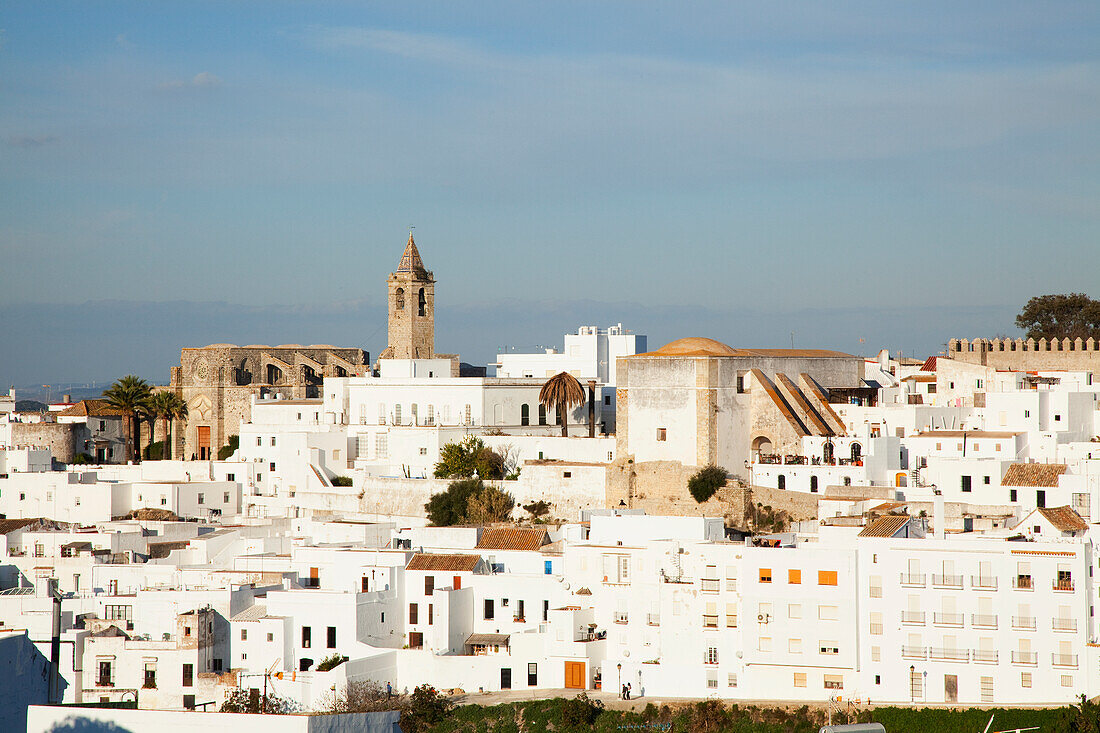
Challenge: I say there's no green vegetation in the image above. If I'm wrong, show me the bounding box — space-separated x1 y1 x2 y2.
315 653 347 671
539 372 586 437
748 501 790 533
219 687 297 714
331 475 354 486
103 375 153 463
70 453 94 465
143 441 166 460
217 434 239 460
425 478 515 526
434 435 505 479
523 499 551 521
148 390 188 460
1016 293 1100 340
688 464 728 503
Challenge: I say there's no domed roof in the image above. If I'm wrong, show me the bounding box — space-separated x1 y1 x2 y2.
651 337 740 357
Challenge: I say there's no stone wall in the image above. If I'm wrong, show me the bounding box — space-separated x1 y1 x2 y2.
10 423 77 463
948 337 1100 373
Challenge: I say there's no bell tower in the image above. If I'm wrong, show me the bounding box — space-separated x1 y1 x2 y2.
386 233 435 359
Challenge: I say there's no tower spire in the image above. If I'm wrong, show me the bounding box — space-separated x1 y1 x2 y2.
397 231 426 276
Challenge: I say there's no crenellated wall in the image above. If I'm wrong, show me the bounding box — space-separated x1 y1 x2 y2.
947 337 1100 372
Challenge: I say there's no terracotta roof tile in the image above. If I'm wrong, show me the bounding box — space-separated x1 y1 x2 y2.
858 515 912 538
475 528 548 552
1036 506 1088 532
1002 463 1067 488
57 400 126 418
921 357 937 371
406 553 481 572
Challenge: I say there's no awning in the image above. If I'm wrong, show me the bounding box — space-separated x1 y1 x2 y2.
465 633 510 647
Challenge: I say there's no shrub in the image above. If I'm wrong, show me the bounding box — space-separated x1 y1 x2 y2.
331 475 354 487
400 685 452 733
463 485 515 524
217 434 239 460
688 464 728 503
316 653 347 671
425 478 483 526
220 687 296 714
433 436 504 479
70 453 94 465
318 680 398 714
143 441 166 460
559 692 604 729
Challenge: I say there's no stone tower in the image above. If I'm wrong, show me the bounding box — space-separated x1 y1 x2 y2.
385 233 435 359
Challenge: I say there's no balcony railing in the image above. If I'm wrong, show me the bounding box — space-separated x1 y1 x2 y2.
1012 616 1036 630
971 614 998 628
933 612 964 627
1052 580 1074 592
700 578 720 593
1052 653 1078 668
646 614 660 626
972 649 999 663
932 574 964 589
901 645 927 659
726 615 738 628
901 610 926 625
702 614 718 629
929 647 969 662
613 612 629 624
869 623 883 635
1013 575 1033 590
1011 651 1037 665
725 579 737 592
971 575 998 590
900 573 926 587
1052 618 1077 632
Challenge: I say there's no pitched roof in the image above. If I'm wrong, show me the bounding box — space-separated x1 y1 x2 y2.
406 553 481 572
90 624 130 638
1036 506 1088 532
475 528 548 552
231 604 270 622
396 233 428 276
639 338 855 359
1002 463 1067 488
0 518 44 535
858 515 912 538
57 399 125 418
465 633 509 646
921 356 937 372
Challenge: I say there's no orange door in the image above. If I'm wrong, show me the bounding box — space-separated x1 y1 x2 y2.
564 661 585 689
197 426 211 460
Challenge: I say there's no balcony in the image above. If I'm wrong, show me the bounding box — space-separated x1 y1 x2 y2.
971 575 998 590
1012 575 1033 591
932 574 964 589
972 649 999 663
725 579 737 592
933 612 964 627
613 612 629 625
971 614 998 629
869 623 883 635
725 615 738 628
702 614 718 629
646 614 660 626
1011 651 1037 666
929 647 969 662
901 645 927 660
700 578 720 593
1052 653 1078 668
900 610 926 625
1052 580 1074 592
1012 616 1036 631
1052 618 1077 632
900 573 926 587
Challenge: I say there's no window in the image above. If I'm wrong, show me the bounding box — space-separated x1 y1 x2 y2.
777 475 786 490
144 662 156 689
1021 672 1032 688
257 436 263 446
241 629 248 641
394 404 402 424
728 673 738 688
184 626 192 637
302 626 311 648
484 599 494 620
820 641 839 655
736 375 745 393
789 638 803 654
758 636 772 652
538 404 547 425
223 492 230 503
425 576 434 596
656 428 667 441
983 476 990 485
270 437 276 446
793 672 807 688
843 477 851 486
267 633 274 642
818 570 838 586
182 663 193 687
1061 675 1073 688
409 603 418 625
1010 489 1018 502
269 462 275 471
97 661 113 687
375 434 388 459
824 675 844 690
604 395 611 405
788 569 801 584
961 476 972 493
818 605 838 621
521 404 530 426
704 647 719 664
759 568 772 583
810 476 818 493
788 604 802 619
428 604 434 625
327 626 336 648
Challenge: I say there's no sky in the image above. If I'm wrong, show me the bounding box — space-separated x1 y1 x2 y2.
1 2 1099 387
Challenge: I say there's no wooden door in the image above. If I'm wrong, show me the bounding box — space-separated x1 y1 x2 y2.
564 661 585 689
197 426 211 460
944 674 958 703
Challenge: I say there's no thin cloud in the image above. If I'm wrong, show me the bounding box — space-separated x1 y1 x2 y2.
158 71 222 90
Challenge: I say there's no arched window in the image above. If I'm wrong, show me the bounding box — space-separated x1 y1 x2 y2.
520 404 530 426
843 476 852 486
810 476 818 493
538 405 547 425
418 288 426 316
823 441 834 464
850 443 862 462
777 475 786 490
394 288 405 311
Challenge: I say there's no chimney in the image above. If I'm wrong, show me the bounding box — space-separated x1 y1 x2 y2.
933 489 945 539
587 381 596 438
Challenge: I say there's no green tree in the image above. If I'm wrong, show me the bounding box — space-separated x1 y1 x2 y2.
400 685 452 733
433 435 504 479
217 434 239 460
1015 293 1100 340
1067 694 1100 733
148 391 187 460
464 484 515 524
688 464 728 503
103 375 153 464
539 372 586 437
425 478 483 526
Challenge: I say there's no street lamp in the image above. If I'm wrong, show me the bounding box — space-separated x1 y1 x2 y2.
617 662 622 698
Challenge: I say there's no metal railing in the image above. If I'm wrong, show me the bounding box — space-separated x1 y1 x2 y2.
1011 651 1037 665
725 615 738 628
933 612 964 627
972 649 999 663
901 610 926 625
702 614 718 628
971 575 998 589
901 645 927 659
932 574 964 588
1052 580 1074 592
1012 616 1036 630
1052 653 1078 668
929 647 969 662
1052 618 1077 632
971 614 998 628
1013 575 1033 590
900 573 926 586
700 578 720 593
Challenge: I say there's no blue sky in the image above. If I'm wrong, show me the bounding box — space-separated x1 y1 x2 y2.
2 2 1099 385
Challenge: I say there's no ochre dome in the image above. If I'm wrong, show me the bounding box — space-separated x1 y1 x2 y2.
652 337 739 357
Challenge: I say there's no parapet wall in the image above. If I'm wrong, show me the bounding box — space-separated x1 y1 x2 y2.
948 337 1100 372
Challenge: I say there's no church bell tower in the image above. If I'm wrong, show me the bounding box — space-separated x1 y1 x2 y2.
385 233 435 359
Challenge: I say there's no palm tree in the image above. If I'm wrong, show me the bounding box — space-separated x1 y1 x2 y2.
103 375 153 464
150 391 188 460
538 372 586 437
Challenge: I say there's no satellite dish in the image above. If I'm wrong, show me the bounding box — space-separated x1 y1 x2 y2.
562 582 571 591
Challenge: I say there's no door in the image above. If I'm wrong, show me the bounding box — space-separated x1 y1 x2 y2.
197 426 211 460
528 663 537 686
500 668 511 690
944 674 958 703
564 661 585 689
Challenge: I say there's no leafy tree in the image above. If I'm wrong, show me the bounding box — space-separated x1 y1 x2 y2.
433 435 504 479
425 478 483 526
219 687 296 714
464 485 515 524
539 372 586 437
400 685 452 733
217 434 239 460
149 391 187 460
688 464 728 503
331 475 354 486
1067 694 1100 733
103 375 153 464
1015 293 1100 340
559 692 604 729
